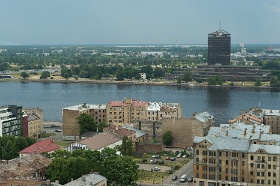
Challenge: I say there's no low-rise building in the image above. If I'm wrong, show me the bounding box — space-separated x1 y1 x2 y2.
146 102 182 121
60 173 107 186
193 122 280 186
23 108 43 138
65 132 122 152
0 154 51 186
19 139 60 158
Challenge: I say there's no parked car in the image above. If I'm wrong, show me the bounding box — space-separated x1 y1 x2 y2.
165 145 172 148
158 160 164 164
170 157 176 161
180 174 187 182
155 155 161 159
152 155 157 158
188 176 193 182
141 159 147 163
182 154 187 158
177 153 181 158
165 157 171 160
150 160 156 164
153 167 160 171
172 175 177 180
55 129 61 132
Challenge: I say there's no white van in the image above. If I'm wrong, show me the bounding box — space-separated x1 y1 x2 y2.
180 174 187 182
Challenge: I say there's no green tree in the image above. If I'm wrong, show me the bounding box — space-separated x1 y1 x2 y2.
77 113 96 135
177 77 182 84
162 130 174 146
255 79 261 86
61 67 73 79
40 71 50 79
116 70 125 81
26 137 36 146
215 74 223 85
118 136 134 156
207 76 216 85
182 72 192 82
97 121 108 132
3 140 15 160
20 71 29 79
270 77 280 87
100 154 138 186
153 67 164 78
14 137 28 155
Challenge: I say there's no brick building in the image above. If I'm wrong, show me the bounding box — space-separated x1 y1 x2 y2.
62 103 106 140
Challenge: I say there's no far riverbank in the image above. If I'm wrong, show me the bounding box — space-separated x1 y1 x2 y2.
0 77 278 89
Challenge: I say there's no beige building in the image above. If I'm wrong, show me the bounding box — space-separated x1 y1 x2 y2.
106 98 182 125
146 102 182 121
106 98 149 125
62 103 106 140
24 108 43 139
193 122 280 186
230 108 280 134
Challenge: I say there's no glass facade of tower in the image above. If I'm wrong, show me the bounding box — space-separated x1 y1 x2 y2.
208 30 231 65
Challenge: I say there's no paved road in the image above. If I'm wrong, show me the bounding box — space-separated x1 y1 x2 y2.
163 159 193 185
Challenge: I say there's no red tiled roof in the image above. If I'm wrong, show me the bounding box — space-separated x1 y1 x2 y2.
19 139 60 154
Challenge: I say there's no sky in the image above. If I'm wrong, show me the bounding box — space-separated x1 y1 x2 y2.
1 0 280 45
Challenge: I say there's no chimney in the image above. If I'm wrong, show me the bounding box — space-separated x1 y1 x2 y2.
139 121 141 130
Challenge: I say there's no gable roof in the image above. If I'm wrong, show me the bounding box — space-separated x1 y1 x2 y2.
19 139 60 154
79 132 122 151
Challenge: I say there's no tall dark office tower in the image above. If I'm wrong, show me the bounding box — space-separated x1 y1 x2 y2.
208 30 231 65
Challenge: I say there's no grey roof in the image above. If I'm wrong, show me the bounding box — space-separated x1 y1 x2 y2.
193 111 214 122
64 173 106 186
246 108 280 117
208 138 250 152
259 134 280 142
248 144 280 154
28 114 40 122
63 103 106 111
194 122 280 154
122 124 147 138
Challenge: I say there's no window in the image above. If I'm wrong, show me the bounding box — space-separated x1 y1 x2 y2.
251 155 254 160
226 160 228 165
196 150 199 155
268 164 271 169
273 156 277 161
251 163 254 167
268 172 271 177
242 161 245 166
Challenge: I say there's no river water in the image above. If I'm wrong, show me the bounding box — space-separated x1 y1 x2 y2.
1 81 279 125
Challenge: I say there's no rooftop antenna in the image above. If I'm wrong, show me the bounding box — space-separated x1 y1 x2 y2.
219 20 221 30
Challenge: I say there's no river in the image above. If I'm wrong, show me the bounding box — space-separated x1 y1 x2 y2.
1 81 279 125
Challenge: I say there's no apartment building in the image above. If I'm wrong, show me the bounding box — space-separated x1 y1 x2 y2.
230 108 280 134
193 122 280 186
146 102 182 121
106 98 149 125
0 105 22 137
62 103 106 140
23 108 43 138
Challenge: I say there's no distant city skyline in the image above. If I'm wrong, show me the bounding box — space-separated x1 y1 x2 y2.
1 0 280 45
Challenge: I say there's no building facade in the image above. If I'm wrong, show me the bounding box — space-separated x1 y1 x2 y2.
23 108 43 138
208 30 231 65
0 105 22 137
62 103 106 140
106 98 149 125
193 122 280 186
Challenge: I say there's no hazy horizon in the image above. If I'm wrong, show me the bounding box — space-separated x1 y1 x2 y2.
1 0 280 45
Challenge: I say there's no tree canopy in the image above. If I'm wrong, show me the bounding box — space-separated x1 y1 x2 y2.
162 130 174 146
77 113 97 135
